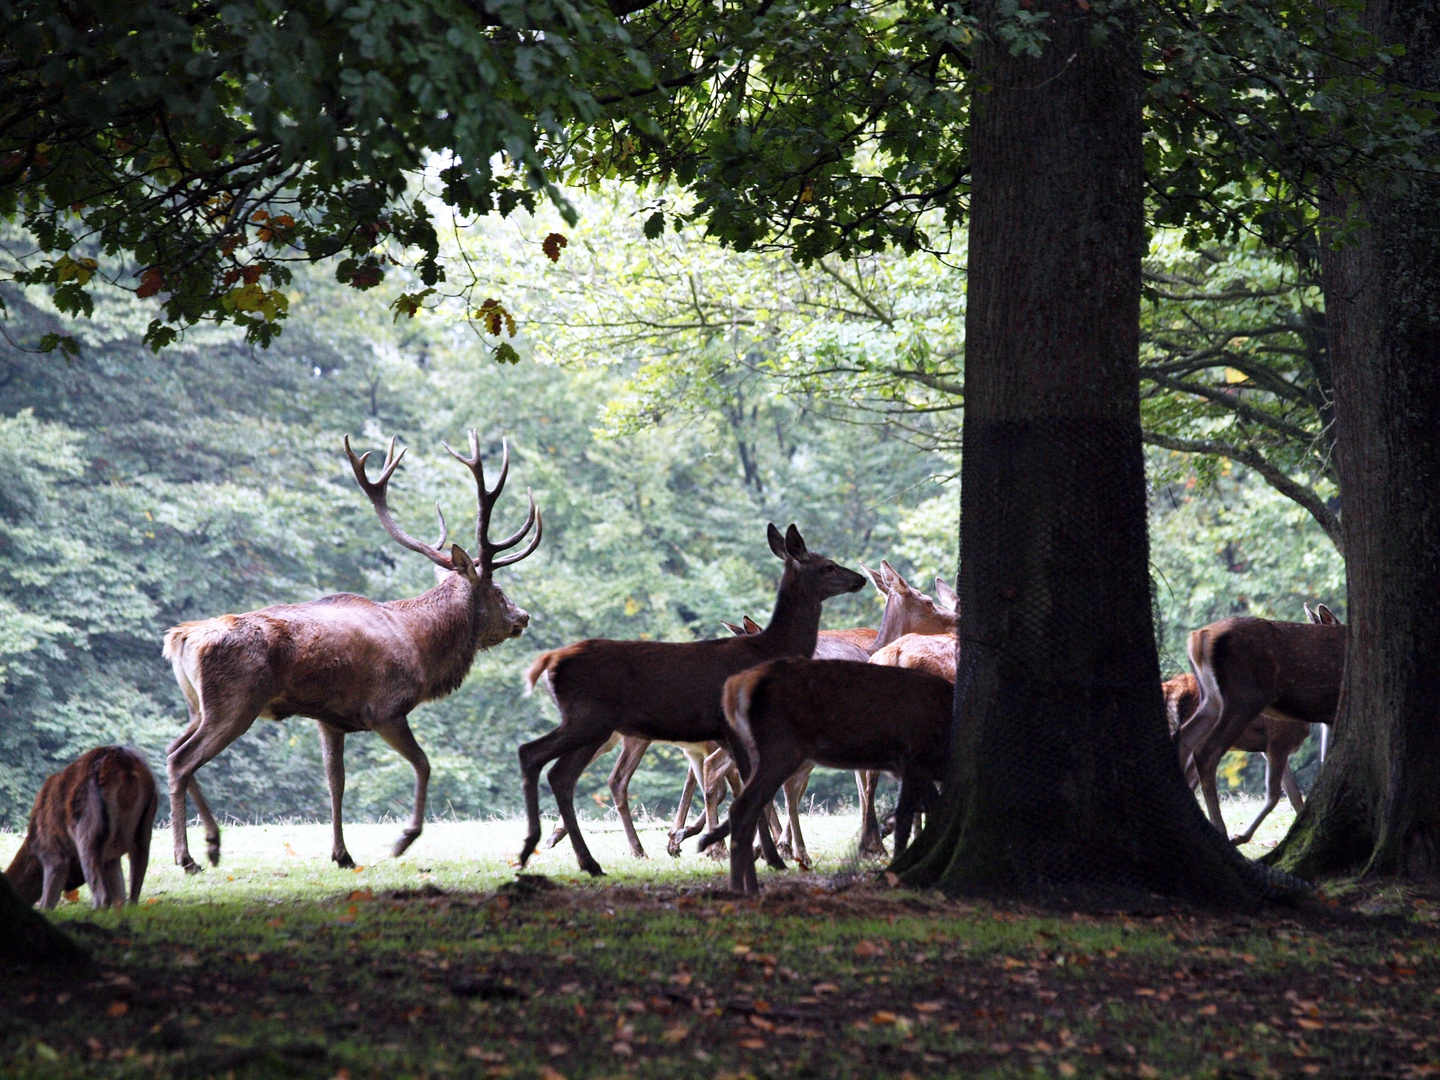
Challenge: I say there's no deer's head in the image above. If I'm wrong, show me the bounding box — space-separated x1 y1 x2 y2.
345 430 541 648
768 523 867 601
861 559 958 650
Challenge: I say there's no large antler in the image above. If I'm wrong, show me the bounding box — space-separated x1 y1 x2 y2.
442 430 542 575
345 435 454 571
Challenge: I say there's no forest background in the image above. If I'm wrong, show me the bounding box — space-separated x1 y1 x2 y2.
0 184 1344 831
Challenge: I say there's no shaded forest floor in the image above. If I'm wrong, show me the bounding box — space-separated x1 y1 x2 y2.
3 815 1438 1080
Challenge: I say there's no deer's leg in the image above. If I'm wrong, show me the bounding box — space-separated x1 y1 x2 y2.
546 732 620 850
608 737 651 859
857 771 886 857
726 732 786 871
39 861 66 910
694 747 736 858
519 725 609 869
168 699 256 873
318 722 354 868
548 739 613 877
668 747 705 857
103 860 127 910
167 707 203 873
727 750 806 894
373 716 429 858
129 815 152 905
1232 747 1287 846
1281 760 1304 812
784 762 814 870
185 779 221 867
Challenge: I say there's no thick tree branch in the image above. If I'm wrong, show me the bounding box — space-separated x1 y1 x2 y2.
1143 429 1343 554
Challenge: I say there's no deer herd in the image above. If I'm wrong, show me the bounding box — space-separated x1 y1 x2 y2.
5 426 1349 904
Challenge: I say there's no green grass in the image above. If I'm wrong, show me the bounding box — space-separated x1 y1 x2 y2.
3 808 1438 1080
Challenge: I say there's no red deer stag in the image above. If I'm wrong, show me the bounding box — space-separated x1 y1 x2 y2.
163 430 540 872
1174 604 1344 843
521 524 866 876
699 659 954 893
5 746 157 909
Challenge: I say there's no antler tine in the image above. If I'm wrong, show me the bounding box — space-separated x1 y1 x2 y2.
433 502 448 550
343 434 454 571
485 487 537 553
489 502 542 569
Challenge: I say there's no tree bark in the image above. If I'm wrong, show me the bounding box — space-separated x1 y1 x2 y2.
1268 0 1440 880
895 0 1287 905
0 871 88 968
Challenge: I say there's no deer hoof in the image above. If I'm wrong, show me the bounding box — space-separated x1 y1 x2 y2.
391 829 422 857
542 827 567 850
179 857 203 875
580 860 606 878
206 846 221 867
333 851 356 869
705 841 729 861
795 854 813 871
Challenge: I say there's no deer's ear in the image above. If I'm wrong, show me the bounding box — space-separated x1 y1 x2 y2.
1316 604 1338 625
880 559 908 593
767 523 788 560
859 562 889 595
721 621 745 636
450 544 480 580
784 524 807 560
935 578 958 611
743 615 762 634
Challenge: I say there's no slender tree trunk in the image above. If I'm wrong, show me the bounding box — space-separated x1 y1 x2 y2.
1269 0 1440 880
0 872 88 967
895 0 1284 905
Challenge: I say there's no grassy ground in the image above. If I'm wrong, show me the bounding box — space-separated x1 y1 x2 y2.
2 800 1437 1080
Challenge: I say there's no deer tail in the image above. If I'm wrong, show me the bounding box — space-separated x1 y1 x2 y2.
524 650 559 699
722 670 762 786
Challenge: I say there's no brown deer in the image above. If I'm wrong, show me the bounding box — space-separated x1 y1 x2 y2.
163 430 540 872
870 631 958 681
1174 604 1344 843
1163 672 1310 845
5 747 157 909
520 524 866 876
698 659 954 893
854 564 958 854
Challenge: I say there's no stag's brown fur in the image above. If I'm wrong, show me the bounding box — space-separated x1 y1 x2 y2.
164 430 539 873
5 746 157 909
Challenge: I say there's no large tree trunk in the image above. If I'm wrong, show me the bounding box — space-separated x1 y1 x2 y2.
894 0 1285 905
1268 0 1440 880
0 872 88 968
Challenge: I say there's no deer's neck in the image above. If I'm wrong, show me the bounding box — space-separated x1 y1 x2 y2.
759 581 822 658
5 837 43 905
386 576 481 701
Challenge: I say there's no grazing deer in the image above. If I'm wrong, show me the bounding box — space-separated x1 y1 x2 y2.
521 524 866 876
5 747 157 909
1174 604 1344 843
163 430 540 872
699 659 954 893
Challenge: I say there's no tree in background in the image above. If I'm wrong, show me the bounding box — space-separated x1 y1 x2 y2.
1269 0 1440 879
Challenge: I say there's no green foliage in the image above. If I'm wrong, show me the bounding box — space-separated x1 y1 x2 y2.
0 0 657 347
